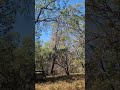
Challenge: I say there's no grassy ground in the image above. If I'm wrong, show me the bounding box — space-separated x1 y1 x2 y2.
35 74 85 90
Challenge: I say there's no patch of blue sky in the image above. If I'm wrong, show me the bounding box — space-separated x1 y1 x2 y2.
36 0 85 45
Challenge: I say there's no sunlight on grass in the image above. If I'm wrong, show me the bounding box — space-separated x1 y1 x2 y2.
35 74 85 90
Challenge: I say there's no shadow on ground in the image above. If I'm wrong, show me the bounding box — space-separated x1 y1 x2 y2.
36 74 85 83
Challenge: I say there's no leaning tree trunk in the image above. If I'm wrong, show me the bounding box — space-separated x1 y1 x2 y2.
51 45 57 75
65 53 70 75
51 55 56 74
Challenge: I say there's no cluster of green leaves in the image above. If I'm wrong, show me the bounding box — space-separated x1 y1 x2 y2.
35 40 52 71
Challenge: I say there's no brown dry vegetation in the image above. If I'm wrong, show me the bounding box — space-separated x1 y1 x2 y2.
35 74 85 90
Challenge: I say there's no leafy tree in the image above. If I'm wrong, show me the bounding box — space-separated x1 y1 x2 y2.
35 0 85 76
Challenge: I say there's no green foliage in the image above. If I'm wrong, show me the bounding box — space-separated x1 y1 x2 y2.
35 0 85 75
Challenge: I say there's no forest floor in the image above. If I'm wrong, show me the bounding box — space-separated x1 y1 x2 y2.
35 74 85 90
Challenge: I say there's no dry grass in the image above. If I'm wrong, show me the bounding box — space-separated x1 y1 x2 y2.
35 74 85 90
